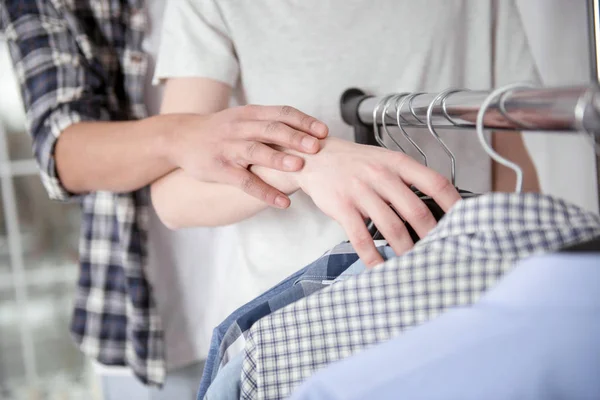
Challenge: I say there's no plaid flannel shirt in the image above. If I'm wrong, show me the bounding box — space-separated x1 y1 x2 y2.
0 0 164 385
240 193 600 400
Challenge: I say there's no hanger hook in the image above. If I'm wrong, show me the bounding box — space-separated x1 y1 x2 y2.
382 95 407 153
408 92 427 124
426 88 464 186
394 93 429 166
372 94 396 148
476 83 536 193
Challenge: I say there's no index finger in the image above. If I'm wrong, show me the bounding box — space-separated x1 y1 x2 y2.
224 166 291 209
339 209 384 268
244 105 329 139
392 154 461 211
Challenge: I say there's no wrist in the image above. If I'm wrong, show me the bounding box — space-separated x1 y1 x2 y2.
150 114 195 169
250 165 300 195
288 137 334 190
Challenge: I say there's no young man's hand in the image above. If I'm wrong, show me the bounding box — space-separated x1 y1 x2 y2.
163 105 328 209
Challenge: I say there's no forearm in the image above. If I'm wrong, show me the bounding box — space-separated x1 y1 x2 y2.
151 165 299 229
55 115 184 194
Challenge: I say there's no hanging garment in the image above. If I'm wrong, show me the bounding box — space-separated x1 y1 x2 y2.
197 242 393 400
202 245 395 400
289 251 600 400
240 193 600 400
204 352 245 400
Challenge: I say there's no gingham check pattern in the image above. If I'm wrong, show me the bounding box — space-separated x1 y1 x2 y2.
1 0 165 385
216 243 360 367
199 242 393 400
240 193 600 400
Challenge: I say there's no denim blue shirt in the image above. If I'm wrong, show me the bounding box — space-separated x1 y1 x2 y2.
291 253 600 400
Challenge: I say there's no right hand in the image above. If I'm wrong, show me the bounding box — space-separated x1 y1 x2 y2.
164 105 329 208
292 138 462 268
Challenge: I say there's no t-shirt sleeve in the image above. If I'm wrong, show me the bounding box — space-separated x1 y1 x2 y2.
154 0 239 87
493 0 541 87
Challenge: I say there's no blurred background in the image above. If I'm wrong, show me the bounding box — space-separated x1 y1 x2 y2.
0 1 598 399
0 33 97 400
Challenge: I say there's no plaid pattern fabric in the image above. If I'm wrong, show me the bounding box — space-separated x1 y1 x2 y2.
240 193 600 400
198 242 392 400
0 0 164 385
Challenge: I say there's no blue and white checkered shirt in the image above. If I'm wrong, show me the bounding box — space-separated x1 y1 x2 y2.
1 0 164 386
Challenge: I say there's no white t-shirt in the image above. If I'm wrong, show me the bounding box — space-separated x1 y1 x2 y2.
153 0 540 367
143 0 240 370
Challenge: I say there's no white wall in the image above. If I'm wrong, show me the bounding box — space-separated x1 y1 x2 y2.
517 0 599 213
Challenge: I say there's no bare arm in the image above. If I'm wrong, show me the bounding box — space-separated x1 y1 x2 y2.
151 78 301 227
55 106 325 201
151 166 299 228
56 116 176 193
57 102 326 203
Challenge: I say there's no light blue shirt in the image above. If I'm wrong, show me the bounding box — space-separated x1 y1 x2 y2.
290 253 600 400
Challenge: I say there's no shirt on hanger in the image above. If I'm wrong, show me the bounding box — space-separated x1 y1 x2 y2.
202 245 397 400
204 352 244 400
290 252 600 400
240 193 600 400
197 242 392 400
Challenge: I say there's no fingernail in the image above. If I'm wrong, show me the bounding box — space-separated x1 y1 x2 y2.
283 156 299 170
302 136 317 151
275 195 289 208
311 121 327 135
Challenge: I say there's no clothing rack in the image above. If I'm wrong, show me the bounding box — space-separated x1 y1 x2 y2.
341 85 600 136
341 85 600 147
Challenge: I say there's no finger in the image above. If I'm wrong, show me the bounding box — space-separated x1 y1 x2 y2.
390 153 461 211
359 187 414 256
338 208 384 268
372 172 438 239
241 120 321 154
224 166 291 209
242 105 329 138
235 141 304 172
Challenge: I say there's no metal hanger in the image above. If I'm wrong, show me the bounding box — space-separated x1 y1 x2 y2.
408 92 426 124
372 94 397 148
368 95 395 238
475 82 537 193
425 88 465 186
381 95 406 153
393 93 429 166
